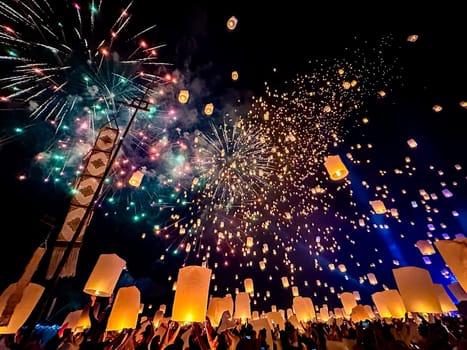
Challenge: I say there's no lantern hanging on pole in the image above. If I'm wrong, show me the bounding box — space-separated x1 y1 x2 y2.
324 155 349 181
172 265 212 323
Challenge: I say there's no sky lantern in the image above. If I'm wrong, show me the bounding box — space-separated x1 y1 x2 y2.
106 286 140 331
291 286 299 297
61 309 91 333
448 282 467 302
83 253 126 297
407 34 419 42
370 200 386 214
266 311 284 330
128 169 144 187
172 265 212 323
433 284 456 313
293 296 315 322
338 264 347 273
434 238 467 293
324 155 349 181
415 240 436 255
226 16 238 31
234 292 251 322
204 103 214 116
246 236 254 248
0 283 44 334
244 278 254 294
367 273 378 285
231 70 239 81
407 138 418 148
392 266 442 313
372 291 391 318
281 276 290 288
350 305 370 322
339 292 357 317
178 89 189 104
381 289 406 319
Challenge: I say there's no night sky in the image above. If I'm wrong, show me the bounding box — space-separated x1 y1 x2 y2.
0 1 466 324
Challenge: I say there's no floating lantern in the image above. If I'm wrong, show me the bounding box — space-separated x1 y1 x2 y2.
83 254 126 297
206 297 224 327
291 286 299 297
363 305 375 319
324 155 349 181
281 276 290 288
370 200 386 214
106 286 140 331
381 290 406 318
0 283 44 334
407 34 419 42
448 282 467 302
234 292 251 322
128 169 144 187
244 278 254 294
338 264 347 273
407 138 418 148
226 16 238 31
435 238 467 293
433 284 456 313
372 291 391 319
292 296 315 322
367 273 378 285
178 89 189 104
204 103 214 116
231 70 239 81
62 308 91 333
415 240 436 255
266 311 284 330
392 266 442 313
339 292 357 317
351 305 369 322
172 265 212 323
246 236 254 248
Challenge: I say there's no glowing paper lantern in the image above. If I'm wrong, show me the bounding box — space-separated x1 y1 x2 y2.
281 276 290 288
234 292 251 321
293 296 315 322
62 309 91 332
370 200 387 214
291 286 299 297
339 292 357 317
434 238 467 293
324 155 349 181
392 266 442 313
178 89 189 104
407 138 418 148
338 264 347 273
231 71 239 81
371 291 392 319
448 282 467 302
0 283 44 334
319 307 330 322
407 34 419 42
244 278 254 294
381 290 406 318
172 265 212 323
246 236 254 248
226 16 238 31
367 273 378 285
128 170 144 187
363 305 375 319
206 297 224 327
106 286 140 331
433 284 456 313
415 240 436 255
351 305 369 322
204 103 214 116
83 254 126 297
266 311 285 330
